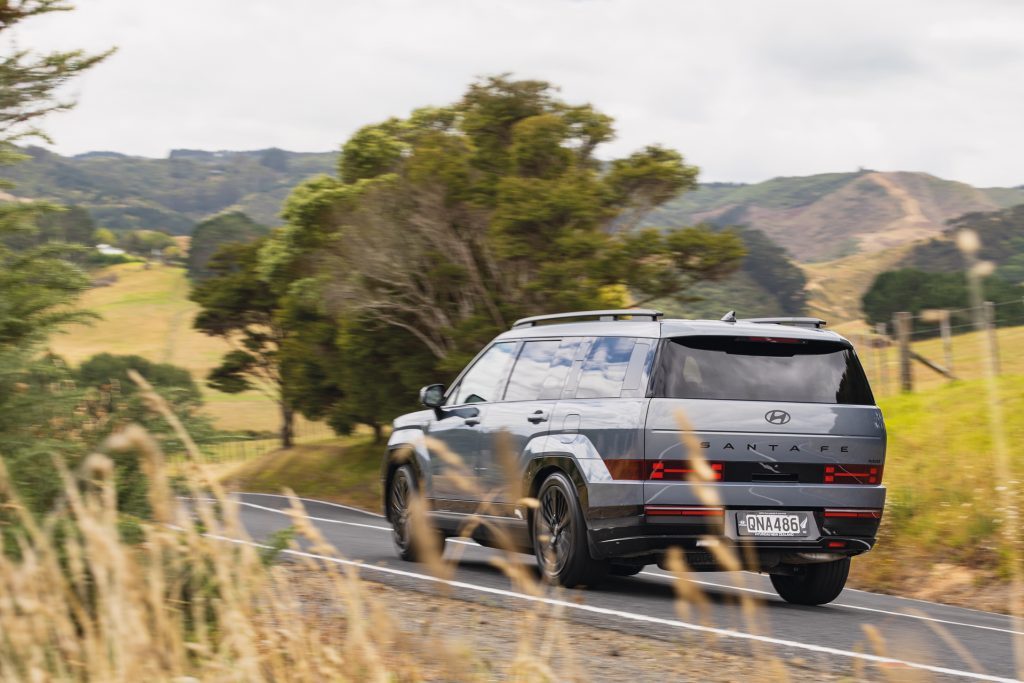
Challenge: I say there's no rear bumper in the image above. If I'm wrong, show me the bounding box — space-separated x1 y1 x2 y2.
587 507 881 564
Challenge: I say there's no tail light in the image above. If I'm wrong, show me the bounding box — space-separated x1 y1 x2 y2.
824 508 882 519
649 460 723 481
645 505 724 517
823 464 882 485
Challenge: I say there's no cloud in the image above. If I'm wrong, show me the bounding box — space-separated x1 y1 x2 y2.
10 0 1024 187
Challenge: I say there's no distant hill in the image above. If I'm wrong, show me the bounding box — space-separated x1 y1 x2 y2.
899 204 1024 284
7 147 1023 325
659 226 808 320
0 146 338 234
641 170 1024 263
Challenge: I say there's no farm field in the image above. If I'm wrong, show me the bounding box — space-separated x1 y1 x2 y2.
49 262 300 431
854 322 1024 398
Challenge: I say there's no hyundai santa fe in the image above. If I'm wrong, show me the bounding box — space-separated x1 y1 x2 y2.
381 309 886 605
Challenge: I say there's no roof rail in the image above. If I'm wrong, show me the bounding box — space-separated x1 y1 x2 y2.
511 309 664 329
741 317 828 329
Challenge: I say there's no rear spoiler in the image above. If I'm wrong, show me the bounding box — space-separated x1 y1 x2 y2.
740 317 827 329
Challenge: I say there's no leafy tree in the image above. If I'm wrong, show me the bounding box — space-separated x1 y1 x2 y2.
0 0 110 358
186 211 267 279
902 204 1024 275
733 227 807 314
286 76 743 365
191 240 296 446
995 235 1024 285
862 268 1024 336
119 229 175 255
268 76 745 433
1 204 95 251
78 352 202 404
1 352 214 518
0 1 113 161
93 226 116 245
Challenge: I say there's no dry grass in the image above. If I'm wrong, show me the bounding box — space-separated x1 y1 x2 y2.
0 374 802 682
802 244 913 329
0 373 601 681
1 367 1020 681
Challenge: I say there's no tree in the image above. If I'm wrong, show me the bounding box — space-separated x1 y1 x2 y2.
733 227 807 315
269 76 745 433
1 204 96 251
190 241 296 446
862 268 1024 336
93 227 116 245
285 76 743 369
0 1 113 161
119 229 175 255
0 0 110 359
186 211 267 280
1 352 214 517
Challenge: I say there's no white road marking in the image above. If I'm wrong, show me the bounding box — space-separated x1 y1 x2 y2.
225 495 1023 639
638 571 1024 637
224 499 393 532
237 492 386 517
204 531 1020 683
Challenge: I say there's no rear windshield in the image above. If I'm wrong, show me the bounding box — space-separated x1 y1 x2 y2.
652 336 874 405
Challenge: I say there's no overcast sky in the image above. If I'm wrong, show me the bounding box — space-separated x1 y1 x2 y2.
12 0 1024 187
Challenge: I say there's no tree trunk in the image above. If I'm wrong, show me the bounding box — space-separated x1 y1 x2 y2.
280 400 295 448
372 422 384 444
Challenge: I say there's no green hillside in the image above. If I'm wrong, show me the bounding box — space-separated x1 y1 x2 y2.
899 203 1024 282
0 147 337 233
10 147 1024 325
642 170 1024 263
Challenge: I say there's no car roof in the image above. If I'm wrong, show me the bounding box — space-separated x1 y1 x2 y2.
495 318 847 343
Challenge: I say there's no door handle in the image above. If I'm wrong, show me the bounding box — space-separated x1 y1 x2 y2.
464 417 481 427
527 410 549 424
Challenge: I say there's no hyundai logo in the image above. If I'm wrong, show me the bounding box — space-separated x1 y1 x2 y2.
765 409 792 425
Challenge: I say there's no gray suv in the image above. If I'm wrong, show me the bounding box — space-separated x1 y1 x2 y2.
382 309 886 605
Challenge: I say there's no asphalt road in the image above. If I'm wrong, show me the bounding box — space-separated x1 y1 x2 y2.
225 492 1023 682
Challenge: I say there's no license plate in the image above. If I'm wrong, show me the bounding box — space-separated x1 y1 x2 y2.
737 512 809 537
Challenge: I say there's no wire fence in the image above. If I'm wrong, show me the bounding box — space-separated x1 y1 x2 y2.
168 418 336 465
852 297 1024 397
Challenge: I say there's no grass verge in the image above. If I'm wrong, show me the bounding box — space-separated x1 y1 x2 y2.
852 374 1023 609
220 434 383 512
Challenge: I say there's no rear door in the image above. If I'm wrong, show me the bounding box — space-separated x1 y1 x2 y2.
477 338 578 506
643 335 885 508
549 336 657 510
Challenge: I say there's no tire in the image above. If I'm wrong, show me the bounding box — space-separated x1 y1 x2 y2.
770 557 850 605
608 563 644 577
389 465 442 562
532 471 607 588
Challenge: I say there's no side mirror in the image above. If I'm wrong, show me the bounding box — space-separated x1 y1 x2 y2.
419 384 445 408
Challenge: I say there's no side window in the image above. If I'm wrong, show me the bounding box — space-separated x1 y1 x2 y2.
449 342 517 405
539 338 579 399
504 339 579 401
575 337 638 399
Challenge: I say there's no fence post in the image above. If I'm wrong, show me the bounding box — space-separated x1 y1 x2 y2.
939 310 953 375
984 301 1000 375
894 312 912 392
874 323 889 396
